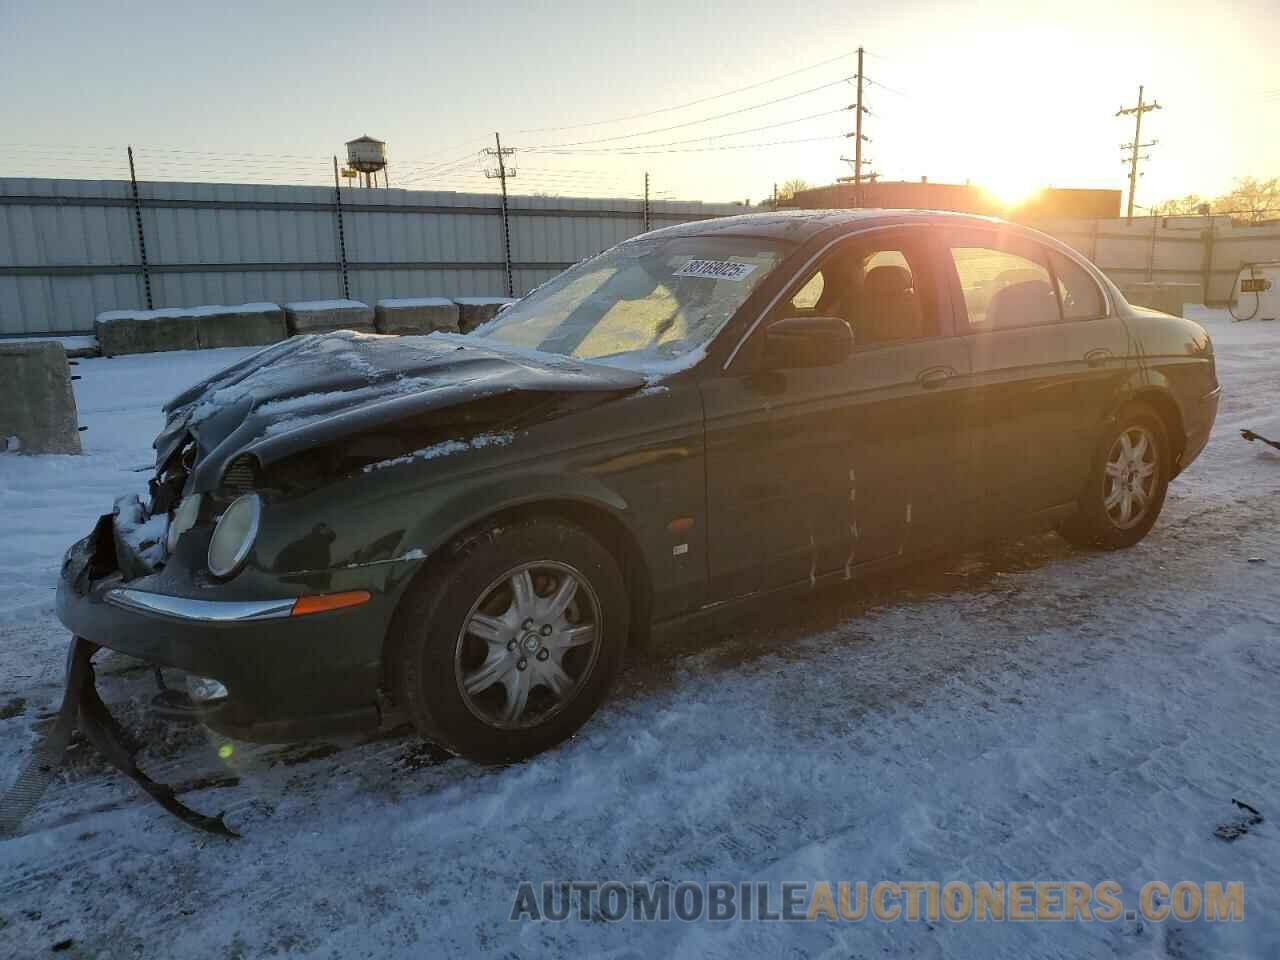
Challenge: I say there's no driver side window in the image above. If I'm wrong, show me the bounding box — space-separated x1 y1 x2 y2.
782 237 939 347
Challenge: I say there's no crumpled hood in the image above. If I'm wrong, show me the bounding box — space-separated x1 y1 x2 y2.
156 331 646 492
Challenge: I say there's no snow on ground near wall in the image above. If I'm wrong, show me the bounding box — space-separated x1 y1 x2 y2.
1 313 1280 957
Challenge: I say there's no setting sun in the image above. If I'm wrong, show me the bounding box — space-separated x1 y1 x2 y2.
981 178 1044 210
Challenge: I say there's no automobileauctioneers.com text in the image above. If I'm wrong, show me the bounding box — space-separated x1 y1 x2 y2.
511 880 1244 924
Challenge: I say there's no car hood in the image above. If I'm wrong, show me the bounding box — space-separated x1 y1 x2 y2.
157 331 647 493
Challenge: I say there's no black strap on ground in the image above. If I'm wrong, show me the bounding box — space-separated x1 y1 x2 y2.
1241 429 1280 452
0 639 91 836
0 637 238 838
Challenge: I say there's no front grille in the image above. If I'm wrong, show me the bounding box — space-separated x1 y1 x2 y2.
221 455 258 496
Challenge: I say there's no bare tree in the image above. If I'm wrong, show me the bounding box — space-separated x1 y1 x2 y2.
776 178 812 202
1151 193 1209 216
1215 177 1280 224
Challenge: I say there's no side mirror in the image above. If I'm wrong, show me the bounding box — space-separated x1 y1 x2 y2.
762 316 853 369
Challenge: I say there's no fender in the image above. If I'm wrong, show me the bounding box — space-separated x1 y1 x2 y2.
401 469 639 567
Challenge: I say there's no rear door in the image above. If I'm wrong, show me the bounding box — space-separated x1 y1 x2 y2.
940 228 1130 529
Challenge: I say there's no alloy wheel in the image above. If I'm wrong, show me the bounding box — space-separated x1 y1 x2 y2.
453 561 603 730
1103 425 1158 530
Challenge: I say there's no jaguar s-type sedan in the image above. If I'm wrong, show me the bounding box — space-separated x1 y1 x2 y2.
57 210 1220 763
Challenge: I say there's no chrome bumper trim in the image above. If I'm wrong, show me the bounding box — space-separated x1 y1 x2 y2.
105 588 294 623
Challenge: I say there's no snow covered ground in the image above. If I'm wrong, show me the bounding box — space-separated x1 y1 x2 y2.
1 311 1279 958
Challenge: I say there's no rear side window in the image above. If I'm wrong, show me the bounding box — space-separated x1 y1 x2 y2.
1050 251 1106 320
949 246 1059 329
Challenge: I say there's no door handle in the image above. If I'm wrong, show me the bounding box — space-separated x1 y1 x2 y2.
1084 348 1113 368
917 366 957 389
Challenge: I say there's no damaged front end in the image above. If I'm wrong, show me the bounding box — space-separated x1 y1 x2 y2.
7 330 648 835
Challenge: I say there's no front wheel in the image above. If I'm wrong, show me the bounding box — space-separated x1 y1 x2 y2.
1058 402 1170 550
391 517 629 762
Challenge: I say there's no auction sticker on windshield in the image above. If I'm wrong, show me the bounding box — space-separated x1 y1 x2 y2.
675 259 758 281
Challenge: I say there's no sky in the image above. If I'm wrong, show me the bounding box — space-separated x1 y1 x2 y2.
1 0 1276 208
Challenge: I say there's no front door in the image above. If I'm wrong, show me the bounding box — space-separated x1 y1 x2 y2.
701 228 972 602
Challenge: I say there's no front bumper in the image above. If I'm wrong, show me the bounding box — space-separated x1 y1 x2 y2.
1177 384 1221 474
55 515 415 742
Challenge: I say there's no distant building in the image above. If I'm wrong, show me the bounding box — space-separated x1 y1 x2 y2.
785 179 1121 220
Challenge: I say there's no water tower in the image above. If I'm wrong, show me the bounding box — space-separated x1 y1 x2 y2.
345 135 388 188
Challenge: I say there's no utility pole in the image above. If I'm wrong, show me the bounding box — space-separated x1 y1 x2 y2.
1116 84 1161 220
484 132 517 297
838 48 874 203
854 46 864 206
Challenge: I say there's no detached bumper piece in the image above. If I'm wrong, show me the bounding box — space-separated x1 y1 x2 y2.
0 637 237 838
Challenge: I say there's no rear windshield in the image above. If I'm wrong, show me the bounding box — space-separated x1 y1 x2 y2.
474 235 786 373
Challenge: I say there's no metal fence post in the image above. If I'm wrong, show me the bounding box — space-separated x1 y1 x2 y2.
1147 215 1158 282
643 172 651 233
1201 224 1215 305
332 157 351 300
126 146 153 309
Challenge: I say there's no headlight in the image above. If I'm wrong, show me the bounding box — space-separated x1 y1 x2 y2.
166 493 203 555
207 493 261 578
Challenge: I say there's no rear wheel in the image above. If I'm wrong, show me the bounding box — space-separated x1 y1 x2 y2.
391 517 628 762
1058 402 1170 549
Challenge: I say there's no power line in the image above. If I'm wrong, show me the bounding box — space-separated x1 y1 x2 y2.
532 109 847 155
536 134 844 156
515 48 863 133
530 77 852 149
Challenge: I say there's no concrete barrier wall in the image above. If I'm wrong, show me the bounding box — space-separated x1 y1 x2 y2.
1028 215 1279 305
0 342 81 453
95 302 286 356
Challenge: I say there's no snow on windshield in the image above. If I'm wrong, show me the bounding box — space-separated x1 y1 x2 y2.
472 236 784 374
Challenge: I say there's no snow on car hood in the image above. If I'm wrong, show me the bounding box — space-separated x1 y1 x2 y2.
156 331 646 493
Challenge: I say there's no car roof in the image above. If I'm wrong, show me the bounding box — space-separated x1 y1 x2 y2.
642 208 1012 244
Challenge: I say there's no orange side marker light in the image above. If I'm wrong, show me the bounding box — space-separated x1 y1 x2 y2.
290 591 372 617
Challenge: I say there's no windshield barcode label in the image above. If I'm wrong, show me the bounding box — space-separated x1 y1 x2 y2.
675 259 757 281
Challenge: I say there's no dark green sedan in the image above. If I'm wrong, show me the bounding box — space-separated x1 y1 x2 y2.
57 210 1220 764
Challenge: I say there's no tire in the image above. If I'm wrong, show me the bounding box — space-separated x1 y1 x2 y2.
1058 401 1170 550
391 516 629 762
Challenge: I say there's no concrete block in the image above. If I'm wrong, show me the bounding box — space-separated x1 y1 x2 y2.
0 342 81 454
95 310 199 357
194 303 287 348
94 302 286 355
454 297 517 333
374 298 461 335
1120 282 1203 318
284 299 375 335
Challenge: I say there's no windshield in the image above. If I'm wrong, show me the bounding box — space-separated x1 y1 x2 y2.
474 235 786 372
